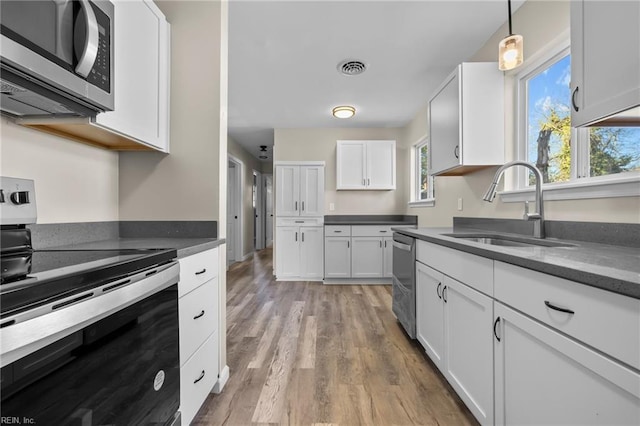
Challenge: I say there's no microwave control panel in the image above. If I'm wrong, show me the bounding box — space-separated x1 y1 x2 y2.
86 2 111 94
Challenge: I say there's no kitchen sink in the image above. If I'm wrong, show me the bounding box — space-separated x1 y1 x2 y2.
443 233 576 248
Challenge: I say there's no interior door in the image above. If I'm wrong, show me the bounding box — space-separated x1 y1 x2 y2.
264 174 273 247
254 171 264 250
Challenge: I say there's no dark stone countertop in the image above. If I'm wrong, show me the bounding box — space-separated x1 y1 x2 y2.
324 214 417 226
45 237 224 259
393 226 640 300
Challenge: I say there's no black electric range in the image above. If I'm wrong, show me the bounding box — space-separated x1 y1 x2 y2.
1 248 177 321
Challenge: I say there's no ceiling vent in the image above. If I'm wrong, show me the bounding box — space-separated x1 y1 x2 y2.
338 60 367 76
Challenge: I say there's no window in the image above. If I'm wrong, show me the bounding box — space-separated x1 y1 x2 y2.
516 44 640 196
410 138 434 206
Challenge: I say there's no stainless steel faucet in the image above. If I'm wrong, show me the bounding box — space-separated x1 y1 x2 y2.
482 161 545 238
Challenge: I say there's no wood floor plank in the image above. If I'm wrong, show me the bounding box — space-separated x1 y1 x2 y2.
193 247 478 426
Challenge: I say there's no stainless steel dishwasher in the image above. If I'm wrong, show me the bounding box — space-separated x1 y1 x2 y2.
392 232 416 338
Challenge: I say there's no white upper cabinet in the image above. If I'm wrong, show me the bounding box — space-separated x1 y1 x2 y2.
336 140 396 190
275 164 324 217
429 63 504 176
94 0 170 152
570 0 640 127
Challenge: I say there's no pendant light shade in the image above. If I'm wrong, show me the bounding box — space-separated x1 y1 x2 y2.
498 0 523 71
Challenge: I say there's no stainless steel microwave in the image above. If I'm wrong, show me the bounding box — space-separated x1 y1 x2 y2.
0 0 114 118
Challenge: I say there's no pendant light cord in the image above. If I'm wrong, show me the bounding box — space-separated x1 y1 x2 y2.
507 0 513 36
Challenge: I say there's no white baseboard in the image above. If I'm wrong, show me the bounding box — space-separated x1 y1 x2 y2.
275 276 323 282
212 365 229 394
241 252 253 261
323 278 392 285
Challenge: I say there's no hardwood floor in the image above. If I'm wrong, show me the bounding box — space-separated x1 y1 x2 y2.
193 247 478 425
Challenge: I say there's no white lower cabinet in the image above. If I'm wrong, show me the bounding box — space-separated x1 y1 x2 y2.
180 330 219 425
416 260 493 425
494 302 640 425
275 219 323 281
351 237 384 278
324 236 351 278
178 247 220 425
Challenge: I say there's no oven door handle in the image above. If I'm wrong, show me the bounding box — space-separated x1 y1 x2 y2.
392 241 412 252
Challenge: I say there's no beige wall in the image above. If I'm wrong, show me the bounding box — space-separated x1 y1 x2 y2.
274 127 408 214
228 136 261 258
119 1 224 221
0 118 119 223
403 0 640 226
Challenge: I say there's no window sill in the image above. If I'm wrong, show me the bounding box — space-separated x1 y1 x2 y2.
409 199 436 208
499 174 640 203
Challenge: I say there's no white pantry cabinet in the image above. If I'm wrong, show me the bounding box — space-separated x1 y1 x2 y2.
275 165 324 217
178 248 220 426
275 218 324 281
415 257 494 426
570 0 640 127
336 140 396 190
494 302 640 426
428 62 504 176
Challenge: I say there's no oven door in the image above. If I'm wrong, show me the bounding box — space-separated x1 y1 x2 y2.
0 0 114 112
0 262 180 425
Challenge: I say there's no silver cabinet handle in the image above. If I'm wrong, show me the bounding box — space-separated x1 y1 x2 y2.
368 178 370 186
75 0 100 77
295 201 298 211
379 240 382 248
347 240 350 248
362 178 366 186
454 145 460 159
295 232 298 242
302 201 305 211
302 232 305 242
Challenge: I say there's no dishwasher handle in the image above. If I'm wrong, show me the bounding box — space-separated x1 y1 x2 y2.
392 241 412 252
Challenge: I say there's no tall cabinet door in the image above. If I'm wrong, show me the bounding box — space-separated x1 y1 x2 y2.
275 226 300 278
494 302 640 426
299 226 324 279
351 237 383 278
300 166 325 216
429 71 461 175
336 141 367 189
366 141 396 189
275 166 300 216
416 262 444 368
443 277 494 426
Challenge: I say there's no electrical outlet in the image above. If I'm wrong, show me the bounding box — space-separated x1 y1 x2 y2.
457 198 463 211
329 202 335 211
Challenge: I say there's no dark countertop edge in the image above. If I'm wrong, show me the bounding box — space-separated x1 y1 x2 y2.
325 221 417 226
392 227 640 300
174 239 225 258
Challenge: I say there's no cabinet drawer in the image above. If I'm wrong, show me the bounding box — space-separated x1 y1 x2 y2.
179 248 218 297
179 277 218 366
495 261 640 370
416 240 493 296
351 225 393 237
325 225 351 236
180 330 219 426
276 217 324 227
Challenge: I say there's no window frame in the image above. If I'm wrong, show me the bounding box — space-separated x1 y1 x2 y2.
500 34 640 203
409 135 435 208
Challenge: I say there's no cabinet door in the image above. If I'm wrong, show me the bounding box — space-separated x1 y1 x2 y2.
336 141 366 189
300 166 324 216
443 277 494 426
416 262 444 368
570 1 640 127
299 227 323 279
275 166 300 216
366 140 396 189
350 237 383 278
95 0 170 151
275 226 300 278
324 237 351 278
429 70 461 175
494 302 640 426
382 236 393 278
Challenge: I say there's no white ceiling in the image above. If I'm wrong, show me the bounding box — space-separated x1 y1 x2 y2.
228 0 524 161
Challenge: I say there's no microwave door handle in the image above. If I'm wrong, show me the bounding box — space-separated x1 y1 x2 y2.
75 0 99 77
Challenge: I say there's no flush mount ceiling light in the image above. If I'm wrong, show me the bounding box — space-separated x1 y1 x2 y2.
332 105 356 119
498 0 524 71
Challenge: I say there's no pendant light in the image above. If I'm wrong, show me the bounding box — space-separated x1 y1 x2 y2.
498 0 523 71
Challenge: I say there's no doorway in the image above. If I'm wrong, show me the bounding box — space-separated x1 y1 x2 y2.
227 157 242 267
253 170 264 251
264 174 273 247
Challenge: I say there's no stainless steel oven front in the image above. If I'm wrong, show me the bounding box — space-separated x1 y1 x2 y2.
392 232 416 339
0 262 181 426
